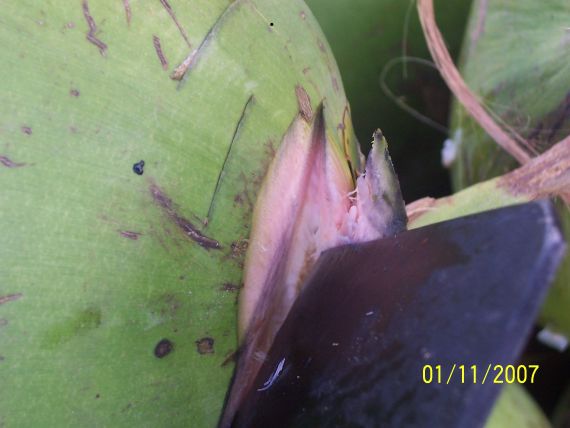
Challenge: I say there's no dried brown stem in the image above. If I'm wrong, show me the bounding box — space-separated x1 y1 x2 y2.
501 135 570 204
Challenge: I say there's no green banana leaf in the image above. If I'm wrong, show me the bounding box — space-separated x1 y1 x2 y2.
0 1 356 425
448 0 570 336
486 385 551 428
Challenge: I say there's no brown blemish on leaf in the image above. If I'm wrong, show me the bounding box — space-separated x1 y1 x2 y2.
302 66 311 75
119 230 142 240
159 0 191 48
233 139 276 220
527 91 570 150
0 293 22 306
121 403 133 413
195 337 215 354
149 183 221 250
154 338 174 358
171 51 196 81
66 22 75 29
221 283 241 292
69 126 78 134
0 156 26 168
295 85 313 122
82 0 107 56
231 238 248 257
499 136 570 202
234 172 255 213
331 76 340 93
123 0 132 26
152 35 169 70
21 126 32 135
317 38 326 53
0 319 8 327
70 89 80 97
299 10 306 20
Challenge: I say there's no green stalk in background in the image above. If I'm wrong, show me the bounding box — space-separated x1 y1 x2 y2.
448 0 570 338
305 0 473 200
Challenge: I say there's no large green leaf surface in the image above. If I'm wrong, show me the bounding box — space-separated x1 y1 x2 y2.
0 1 352 425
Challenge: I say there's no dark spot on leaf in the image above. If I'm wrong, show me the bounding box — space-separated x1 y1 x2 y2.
221 283 241 292
269 22 274 27
69 126 78 134
133 160 145 175
154 338 174 358
21 126 32 135
0 319 8 327
196 337 214 354
70 89 80 97
66 22 75 29
95 394 100 399
119 230 141 240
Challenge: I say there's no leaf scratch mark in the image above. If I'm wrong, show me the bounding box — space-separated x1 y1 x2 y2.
82 0 107 55
0 156 26 168
206 95 255 224
159 0 192 48
150 183 221 250
171 0 242 82
153 35 169 70
123 0 132 26
0 293 23 306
